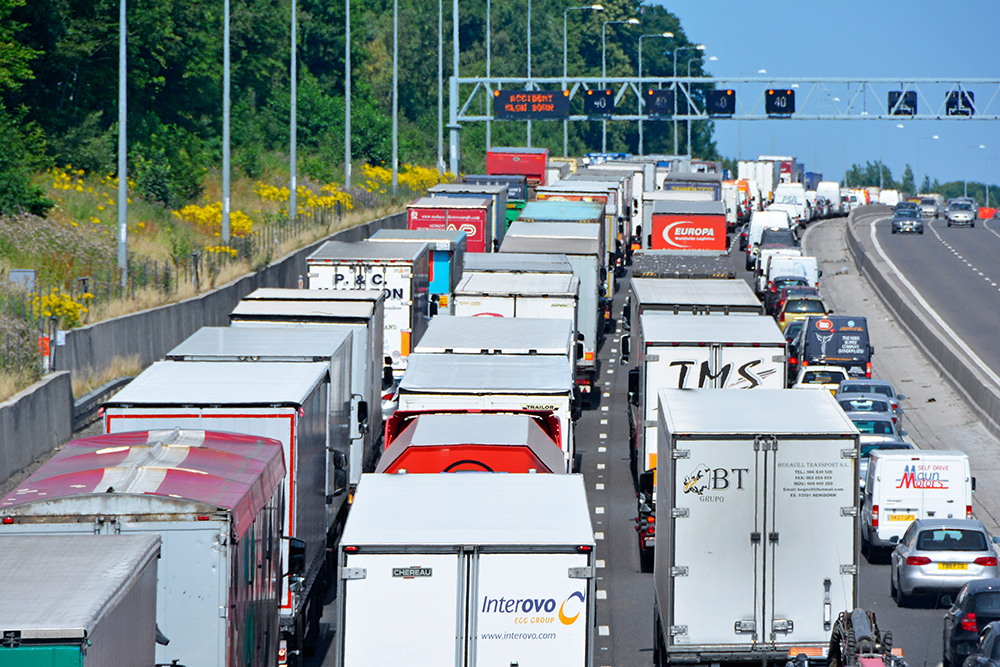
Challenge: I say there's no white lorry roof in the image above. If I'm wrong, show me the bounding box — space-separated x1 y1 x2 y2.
230 300 374 320
0 534 160 639
463 252 573 273
241 288 384 302
659 388 858 435
342 473 594 546
632 278 761 310
640 312 785 345
167 326 351 360
399 354 572 394
368 228 467 251
501 221 601 256
308 240 428 262
105 360 329 406
415 317 573 355
455 271 579 296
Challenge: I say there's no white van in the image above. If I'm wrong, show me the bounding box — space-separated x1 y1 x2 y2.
774 183 810 223
877 189 901 206
862 450 975 558
818 181 844 216
745 209 791 270
765 254 820 290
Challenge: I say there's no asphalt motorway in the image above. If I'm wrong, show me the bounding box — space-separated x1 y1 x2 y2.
870 212 1000 382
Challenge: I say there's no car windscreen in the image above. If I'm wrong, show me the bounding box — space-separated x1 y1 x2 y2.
851 419 895 435
787 299 826 313
775 279 809 290
973 592 1000 615
842 383 891 398
761 230 797 245
916 529 987 552
803 371 845 384
951 203 973 211
921 199 936 206
861 443 911 457
840 398 889 412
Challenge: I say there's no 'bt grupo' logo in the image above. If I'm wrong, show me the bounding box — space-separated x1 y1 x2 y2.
481 591 586 625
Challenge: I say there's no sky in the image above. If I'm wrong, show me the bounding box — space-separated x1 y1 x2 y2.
654 0 1000 186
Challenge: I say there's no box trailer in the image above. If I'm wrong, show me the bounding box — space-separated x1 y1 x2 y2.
368 228 467 312
517 199 619 279
228 288 385 475
102 363 338 663
429 183 508 249
396 353 578 471
487 146 550 187
335 473 595 667
1 430 285 667
500 221 604 383
165 326 365 483
647 200 727 251
758 154 800 184
631 250 736 281
415 315 577 362
307 241 430 375
0 534 159 667
624 278 763 331
622 313 787 479
375 412 566 474
462 251 574 276
652 389 859 666
661 172 722 200
537 180 626 273
406 196 495 253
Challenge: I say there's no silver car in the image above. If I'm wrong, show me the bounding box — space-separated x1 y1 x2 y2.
838 392 902 428
890 519 1000 607
837 379 905 421
847 412 905 445
920 198 940 219
946 202 977 228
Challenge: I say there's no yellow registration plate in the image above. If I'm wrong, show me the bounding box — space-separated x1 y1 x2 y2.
889 514 915 521
939 563 968 570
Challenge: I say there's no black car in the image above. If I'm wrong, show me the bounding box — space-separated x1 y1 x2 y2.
944 580 1000 667
763 276 811 314
962 621 1000 667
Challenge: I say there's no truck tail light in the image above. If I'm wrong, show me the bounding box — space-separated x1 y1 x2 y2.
906 556 932 566
2 517 13 524
788 356 797 366
647 525 655 536
962 613 978 632
866 362 872 378
872 505 878 528
968 505 974 519
279 640 288 665
779 312 785 323
975 557 997 567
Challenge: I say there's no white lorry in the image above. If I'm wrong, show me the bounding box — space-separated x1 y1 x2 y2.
0 534 160 667
652 389 859 666
335 473 595 667
228 288 386 475
624 278 763 327
462 251 574 276
862 450 975 558
307 240 431 375
396 353 578 472
102 362 343 663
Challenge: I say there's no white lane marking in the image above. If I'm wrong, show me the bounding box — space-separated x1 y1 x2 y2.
597 463 606 469
596 559 605 568
600 419 608 425
599 626 610 636
595 531 604 539
600 433 607 439
606 369 614 374
603 392 610 397
601 406 609 412
604 381 611 386
595 483 604 490
870 219 1000 386
610 348 617 353
597 589 608 600
598 446 607 452
595 506 605 514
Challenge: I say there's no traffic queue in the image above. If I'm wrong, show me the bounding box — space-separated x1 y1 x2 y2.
0 147 988 667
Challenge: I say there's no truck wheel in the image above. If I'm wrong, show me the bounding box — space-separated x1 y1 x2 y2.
573 453 583 474
652 610 662 666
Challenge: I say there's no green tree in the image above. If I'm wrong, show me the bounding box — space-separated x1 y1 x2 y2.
900 164 915 195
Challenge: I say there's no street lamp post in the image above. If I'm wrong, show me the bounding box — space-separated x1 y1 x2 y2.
916 134 939 192
601 17 639 152
878 123 904 190
564 4 604 157
117 0 127 286
965 144 985 197
672 44 704 156
345 0 351 188
637 32 672 156
391 0 398 192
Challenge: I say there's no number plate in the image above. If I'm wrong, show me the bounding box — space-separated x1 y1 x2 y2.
939 563 968 570
889 514 916 521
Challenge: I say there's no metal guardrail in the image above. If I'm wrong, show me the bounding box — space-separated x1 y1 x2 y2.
73 377 133 431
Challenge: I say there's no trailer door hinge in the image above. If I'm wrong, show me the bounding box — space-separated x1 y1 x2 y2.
772 354 787 363
772 619 794 633
769 532 779 544
750 532 761 545
669 625 688 636
641 420 657 427
841 506 858 517
840 564 858 576
646 355 659 362
670 566 689 577
341 567 367 580
568 566 593 579
670 508 689 518
672 449 690 460
734 620 756 634
842 448 859 459
220 605 228 619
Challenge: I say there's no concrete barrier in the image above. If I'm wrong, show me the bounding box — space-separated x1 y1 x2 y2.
845 207 1000 439
0 372 72 483
1 211 406 483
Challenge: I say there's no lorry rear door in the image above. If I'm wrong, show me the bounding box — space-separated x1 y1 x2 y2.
342 552 463 666
768 438 855 646
515 296 577 322
455 295 515 318
715 346 785 389
670 438 762 647
643 347 712 472
472 552 591 666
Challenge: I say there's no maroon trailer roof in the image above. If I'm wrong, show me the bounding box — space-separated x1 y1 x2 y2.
0 429 284 537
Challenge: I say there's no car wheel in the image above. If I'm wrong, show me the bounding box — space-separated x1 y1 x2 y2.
948 221 952 227
890 570 898 600
919 229 924 234
971 222 975 228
